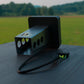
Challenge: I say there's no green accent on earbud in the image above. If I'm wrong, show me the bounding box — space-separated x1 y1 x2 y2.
59 55 67 59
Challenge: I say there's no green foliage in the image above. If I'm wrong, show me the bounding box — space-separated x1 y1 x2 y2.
48 7 54 15
40 6 48 15
36 7 41 15
52 1 84 15
0 6 2 16
0 1 84 16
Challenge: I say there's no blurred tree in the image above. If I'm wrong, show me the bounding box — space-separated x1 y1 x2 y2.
40 6 48 15
27 3 36 15
0 1 84 16
48 7 54 15
21 3 36 16
36 7 41 15
0 6 3 16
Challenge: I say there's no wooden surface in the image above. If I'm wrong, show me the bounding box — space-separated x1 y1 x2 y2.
0 42 84 84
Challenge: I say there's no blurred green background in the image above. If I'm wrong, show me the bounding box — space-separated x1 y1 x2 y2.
0 16 84 46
